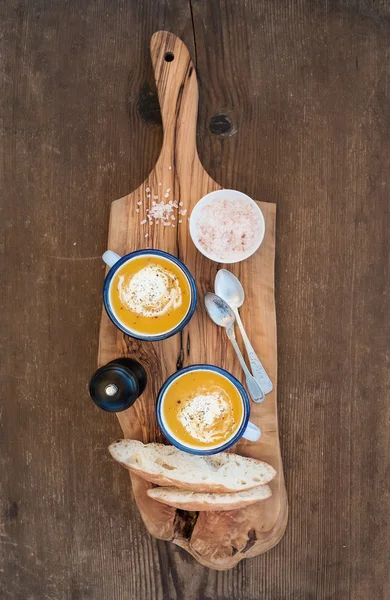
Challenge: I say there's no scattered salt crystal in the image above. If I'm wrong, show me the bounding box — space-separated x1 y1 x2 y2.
146 187 150 193
73 242 77 246
159 182 162 186
164 193 169 198
156 220 159 224
171 215 175 220
147 194 151 199
178 219 182 223
153 195 158 199
140 219 147 225
168 166 172 170
136 208 140 213
166 188 171 193
179 202 183 206
172 202 178 208
172 224 176 228
137 201 142 205
180 209 187 215
145 233 149 238
145 199 178 226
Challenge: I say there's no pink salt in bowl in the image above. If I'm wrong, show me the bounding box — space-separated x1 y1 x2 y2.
189 189 265 264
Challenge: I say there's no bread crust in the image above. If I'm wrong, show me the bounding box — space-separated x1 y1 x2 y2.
109 440 277 493
147 485 272 511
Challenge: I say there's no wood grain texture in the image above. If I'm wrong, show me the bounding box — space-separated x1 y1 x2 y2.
98 30 287 570
1 0 389 598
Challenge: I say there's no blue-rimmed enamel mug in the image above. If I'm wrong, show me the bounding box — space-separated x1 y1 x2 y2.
102 249 197 341
156 364 261 455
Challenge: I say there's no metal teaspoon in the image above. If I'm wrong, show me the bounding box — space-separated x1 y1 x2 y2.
204 293 265 403
215 269 273 394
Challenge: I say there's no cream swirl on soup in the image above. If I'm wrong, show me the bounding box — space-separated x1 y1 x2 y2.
118 263 182 318
178 388 235 444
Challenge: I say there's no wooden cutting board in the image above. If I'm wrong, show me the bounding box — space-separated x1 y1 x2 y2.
98 30 287 570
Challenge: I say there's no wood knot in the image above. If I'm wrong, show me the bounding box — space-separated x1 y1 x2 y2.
173 510 198 540
242 528 257 553
176 348 184 370
137 83 162 126
6 500 19 521
209 114 233 135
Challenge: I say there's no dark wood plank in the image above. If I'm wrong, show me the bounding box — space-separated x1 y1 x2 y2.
1 0 389 599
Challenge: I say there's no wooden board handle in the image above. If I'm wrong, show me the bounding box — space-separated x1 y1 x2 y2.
150 31 200 174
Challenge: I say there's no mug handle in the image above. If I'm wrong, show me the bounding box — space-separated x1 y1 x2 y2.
242 421 261 442
102 250 121 268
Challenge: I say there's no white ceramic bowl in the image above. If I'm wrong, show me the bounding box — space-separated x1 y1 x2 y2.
189 189 265 264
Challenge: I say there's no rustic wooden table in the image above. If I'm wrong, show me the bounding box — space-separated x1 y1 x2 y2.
1 1 389 599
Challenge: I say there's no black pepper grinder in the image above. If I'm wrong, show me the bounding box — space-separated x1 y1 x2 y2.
89 358 147 412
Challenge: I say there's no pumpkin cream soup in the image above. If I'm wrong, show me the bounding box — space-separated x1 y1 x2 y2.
110 255 191 336
162 370 244 449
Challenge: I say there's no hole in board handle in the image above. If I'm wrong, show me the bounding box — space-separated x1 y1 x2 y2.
164 52 174 62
